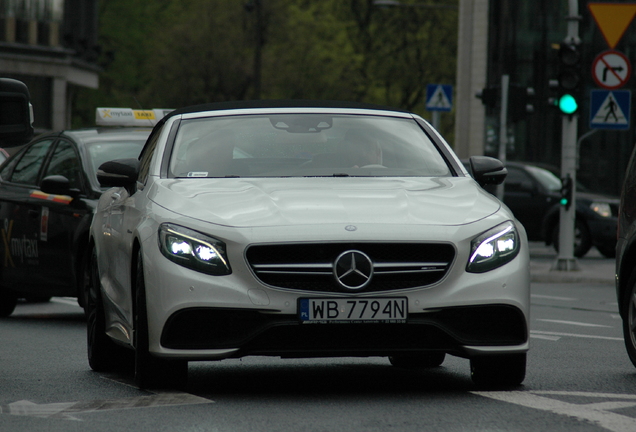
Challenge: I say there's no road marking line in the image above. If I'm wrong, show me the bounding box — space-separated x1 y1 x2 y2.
530 330 622 341
537 319 613 328
530 334 561 341
473 391 636 432
51 298 81 307
585 402 636 411
531 294 577 301
534 391 636 399
0 392 213 420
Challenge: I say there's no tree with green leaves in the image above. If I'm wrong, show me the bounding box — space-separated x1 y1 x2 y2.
73 0 458 140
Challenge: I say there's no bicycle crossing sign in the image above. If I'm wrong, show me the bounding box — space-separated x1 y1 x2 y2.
426 84 452 112
590 89 631 130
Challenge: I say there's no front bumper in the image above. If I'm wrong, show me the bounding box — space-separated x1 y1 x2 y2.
160 304 528 359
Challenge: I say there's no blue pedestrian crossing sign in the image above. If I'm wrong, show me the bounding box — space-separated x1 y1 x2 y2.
426 84 453 112
590 89 631 130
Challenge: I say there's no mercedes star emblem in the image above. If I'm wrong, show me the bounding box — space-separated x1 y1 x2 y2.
333 250 373 290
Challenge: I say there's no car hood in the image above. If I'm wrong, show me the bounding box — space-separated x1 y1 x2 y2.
149 177 502 228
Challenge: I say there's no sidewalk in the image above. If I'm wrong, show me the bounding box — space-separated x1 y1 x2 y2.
529 241 615 285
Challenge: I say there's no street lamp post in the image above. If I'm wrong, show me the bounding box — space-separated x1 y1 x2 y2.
552 0 581 272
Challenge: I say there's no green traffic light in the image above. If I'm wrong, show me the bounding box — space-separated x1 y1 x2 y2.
558 94 578 114
560 197 569 206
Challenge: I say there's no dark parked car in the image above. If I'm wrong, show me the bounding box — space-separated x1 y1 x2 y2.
616 149 636 369
465 160 618 258
0 118 153 317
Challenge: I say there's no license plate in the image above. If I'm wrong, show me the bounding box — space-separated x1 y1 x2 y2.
299 297 407 324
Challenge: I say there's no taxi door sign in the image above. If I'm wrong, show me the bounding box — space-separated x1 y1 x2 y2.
426 84 452 112
590 89 631 130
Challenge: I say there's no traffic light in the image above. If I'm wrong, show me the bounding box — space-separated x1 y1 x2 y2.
555 41 582 115
476 87 499 109
560 174 573 210
508 85 535 122
477 85 535 122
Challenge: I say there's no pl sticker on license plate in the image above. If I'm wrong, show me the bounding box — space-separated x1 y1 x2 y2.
299 297 407 324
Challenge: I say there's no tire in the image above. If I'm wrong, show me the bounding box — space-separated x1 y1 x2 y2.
389 352 446 368
0 287 17 317
551 219 592 258
622 270 636 368
470 353 526 388
87 248 133 372
134 251 188 390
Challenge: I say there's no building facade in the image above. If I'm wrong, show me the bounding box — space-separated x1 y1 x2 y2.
0 0 99 132
455 0 636 196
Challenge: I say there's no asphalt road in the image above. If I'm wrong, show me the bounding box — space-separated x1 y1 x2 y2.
1 249 635 432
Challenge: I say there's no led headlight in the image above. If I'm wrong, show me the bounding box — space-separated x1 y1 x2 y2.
590 202 612 218
467 221 520 273
158 223 231 275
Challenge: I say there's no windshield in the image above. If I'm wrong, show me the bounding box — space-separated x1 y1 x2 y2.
169 114 451 178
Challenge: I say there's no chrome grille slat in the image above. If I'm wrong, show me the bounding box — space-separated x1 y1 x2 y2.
253 262 448 275
374 268 446 275
256 270 333 275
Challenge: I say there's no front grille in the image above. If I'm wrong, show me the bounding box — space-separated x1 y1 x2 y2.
245 242 455 293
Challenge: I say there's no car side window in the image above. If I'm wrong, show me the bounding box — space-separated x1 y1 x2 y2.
505 168 534 192
43 140 82 190
138 124 163 186
8 139 55 185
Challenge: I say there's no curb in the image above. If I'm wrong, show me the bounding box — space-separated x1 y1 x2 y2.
529 257 614 285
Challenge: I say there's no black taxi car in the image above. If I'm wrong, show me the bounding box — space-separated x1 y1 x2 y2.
0 108 169 317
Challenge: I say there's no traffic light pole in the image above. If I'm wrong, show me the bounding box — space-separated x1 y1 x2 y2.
552 0 581 272
496 74 509 200
553 115 580 270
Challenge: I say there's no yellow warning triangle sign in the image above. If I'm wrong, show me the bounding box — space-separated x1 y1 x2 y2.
588 3 636 49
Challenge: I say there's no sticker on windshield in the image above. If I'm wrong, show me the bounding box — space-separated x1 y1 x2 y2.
187 172 208 178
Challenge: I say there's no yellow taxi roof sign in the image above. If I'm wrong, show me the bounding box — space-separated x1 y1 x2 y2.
95 108 173 127
588 2 636 49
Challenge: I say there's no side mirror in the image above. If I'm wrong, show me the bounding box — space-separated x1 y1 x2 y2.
469 156 507 187
40 175 73 196
97 158 140 188
0 78 34 146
